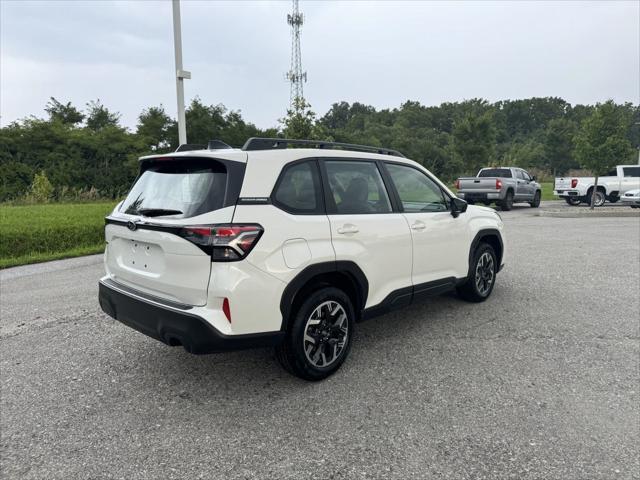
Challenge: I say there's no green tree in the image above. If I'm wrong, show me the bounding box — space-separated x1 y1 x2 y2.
452 112 497 174
574 100 635 208
28 171 54 203
45 97 84 125
85 100 121 131
544 118 578 174
137 105 173 152
280 98 327 139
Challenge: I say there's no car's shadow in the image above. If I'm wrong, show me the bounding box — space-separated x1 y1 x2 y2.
108 290 484 398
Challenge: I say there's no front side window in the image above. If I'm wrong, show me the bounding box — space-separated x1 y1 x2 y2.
273 160 321 214
120 159 227 218
324 161 392 214
623 167 640 177
386 163 449 213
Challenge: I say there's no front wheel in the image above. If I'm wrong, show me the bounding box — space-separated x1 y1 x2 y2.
530 191 541 208
457 243 497 302
565 197 581 206
276 287 354 381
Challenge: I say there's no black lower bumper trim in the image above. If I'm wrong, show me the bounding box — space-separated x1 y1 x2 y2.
99 281 284 354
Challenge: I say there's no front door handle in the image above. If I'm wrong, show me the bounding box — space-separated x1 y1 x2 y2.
410 221 426 231
337 224 359 234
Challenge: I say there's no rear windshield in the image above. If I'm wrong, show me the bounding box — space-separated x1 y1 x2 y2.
478 168 512 178
120 159 227 218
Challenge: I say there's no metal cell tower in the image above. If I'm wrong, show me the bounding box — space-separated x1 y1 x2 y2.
285 0 307 110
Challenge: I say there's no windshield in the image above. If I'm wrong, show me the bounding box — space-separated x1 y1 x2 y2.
120 159 227 219
478 168 512 178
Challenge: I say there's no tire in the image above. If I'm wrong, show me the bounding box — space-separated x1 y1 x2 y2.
500 190 514 211
608 196 619 203
483 201 491 206
276 287 354 381
457 243 498 303
529 190 541 208
587 189 606 207
565 197 581 206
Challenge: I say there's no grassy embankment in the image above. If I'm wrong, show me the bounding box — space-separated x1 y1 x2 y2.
0 202 116 269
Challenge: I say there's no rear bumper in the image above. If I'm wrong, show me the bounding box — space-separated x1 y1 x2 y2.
554 190 582 197
457 192 502 201
98 279 284 354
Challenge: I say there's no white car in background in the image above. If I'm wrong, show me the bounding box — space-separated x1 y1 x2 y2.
620 189 640 208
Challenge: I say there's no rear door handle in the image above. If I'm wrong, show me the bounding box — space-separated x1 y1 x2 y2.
410 221 426 231
337 224 359 234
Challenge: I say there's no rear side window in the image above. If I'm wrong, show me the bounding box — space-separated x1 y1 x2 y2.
121 159 227 218
324 161 392 214
479 168 512 178
623 167 640 177
272 160 323 214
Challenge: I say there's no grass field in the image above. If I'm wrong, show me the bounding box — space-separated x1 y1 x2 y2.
540 182 555 201
0 202 116 269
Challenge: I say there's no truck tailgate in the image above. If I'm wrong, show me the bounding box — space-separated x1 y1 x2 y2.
458 177 498 191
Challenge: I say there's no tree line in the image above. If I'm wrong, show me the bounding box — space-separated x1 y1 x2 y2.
0 96 637 202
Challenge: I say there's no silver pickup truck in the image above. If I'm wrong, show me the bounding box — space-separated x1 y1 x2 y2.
455 167 542 211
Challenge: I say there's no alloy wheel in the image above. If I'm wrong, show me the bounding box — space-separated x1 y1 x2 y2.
303 301 349 368
475 252 495 297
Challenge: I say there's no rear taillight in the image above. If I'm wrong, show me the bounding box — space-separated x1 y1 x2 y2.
179 224 263 261
496 179 502 190
454 179 460 189
571 178 578 188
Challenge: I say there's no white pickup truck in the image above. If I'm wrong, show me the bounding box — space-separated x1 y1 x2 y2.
554 165 640 206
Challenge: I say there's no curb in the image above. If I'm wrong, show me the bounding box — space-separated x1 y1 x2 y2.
535 210 640 218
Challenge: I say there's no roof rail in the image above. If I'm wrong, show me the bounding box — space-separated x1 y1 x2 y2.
241 137 405 158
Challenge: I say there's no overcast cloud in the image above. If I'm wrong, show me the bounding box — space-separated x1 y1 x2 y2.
1 0 638 130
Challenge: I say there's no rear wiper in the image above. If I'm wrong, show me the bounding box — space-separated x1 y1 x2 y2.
136 208 183 217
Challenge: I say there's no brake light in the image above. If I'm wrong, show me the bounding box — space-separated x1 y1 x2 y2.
179 224 263 261
571 178 578 188
496 179 502 190
454 179 460 189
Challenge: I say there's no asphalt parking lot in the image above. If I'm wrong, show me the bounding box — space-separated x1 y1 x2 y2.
1 202 639 479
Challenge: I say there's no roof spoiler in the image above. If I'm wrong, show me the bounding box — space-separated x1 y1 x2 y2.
174 140 233 153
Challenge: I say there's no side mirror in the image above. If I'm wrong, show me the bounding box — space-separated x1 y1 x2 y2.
531 175 537 182
451 197 468 218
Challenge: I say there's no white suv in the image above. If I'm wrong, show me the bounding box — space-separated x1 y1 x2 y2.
99 138 506 380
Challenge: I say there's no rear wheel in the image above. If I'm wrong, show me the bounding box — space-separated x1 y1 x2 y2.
276 287 354 381
500 190 514 211
587 189 606 207
530 191 541 208
565 197 581 206
457 243 497 302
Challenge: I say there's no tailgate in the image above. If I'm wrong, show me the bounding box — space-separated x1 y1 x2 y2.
459 177 496 191
105 218 225 306
103 155 243 306
555 178 572 190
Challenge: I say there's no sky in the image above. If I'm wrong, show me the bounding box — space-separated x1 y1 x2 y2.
1 0 639 130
